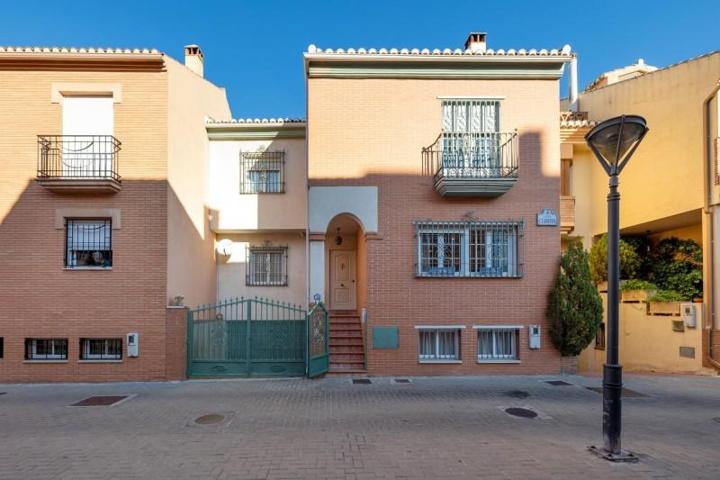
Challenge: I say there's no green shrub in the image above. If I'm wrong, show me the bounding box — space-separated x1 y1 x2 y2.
649 290 685 303
588 233 642 283
548 241 603 356
620 279 657 292
647 237 702 301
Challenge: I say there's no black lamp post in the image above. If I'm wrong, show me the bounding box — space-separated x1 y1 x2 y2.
586 115 648 462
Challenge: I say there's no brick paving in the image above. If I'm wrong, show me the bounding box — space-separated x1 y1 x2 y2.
1 374 719 479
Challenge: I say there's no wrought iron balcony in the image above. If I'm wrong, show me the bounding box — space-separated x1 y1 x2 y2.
37 135 121 193
422 131 518 197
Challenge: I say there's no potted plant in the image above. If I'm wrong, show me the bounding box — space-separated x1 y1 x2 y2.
647 290 684 316
620 279 657 303
548 241 603 374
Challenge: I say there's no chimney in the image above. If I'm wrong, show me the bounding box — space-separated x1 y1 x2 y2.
184 44 204 77
464 32 487 53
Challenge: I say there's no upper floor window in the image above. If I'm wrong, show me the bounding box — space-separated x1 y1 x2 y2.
240 151 285 194
65 219 113 269
246 246 288 286
415 220 523 278
441 99 499 134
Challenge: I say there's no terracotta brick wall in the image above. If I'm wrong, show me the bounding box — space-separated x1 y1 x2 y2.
165 307 188 380
308 77 563 375
0 69 170 382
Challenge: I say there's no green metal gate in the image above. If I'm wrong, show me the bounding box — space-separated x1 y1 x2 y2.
187 297 308 378
307 302 329 377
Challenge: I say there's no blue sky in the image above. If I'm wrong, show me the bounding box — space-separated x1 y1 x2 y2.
1 1 718 118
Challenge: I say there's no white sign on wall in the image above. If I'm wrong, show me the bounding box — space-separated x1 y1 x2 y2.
536 208 558 226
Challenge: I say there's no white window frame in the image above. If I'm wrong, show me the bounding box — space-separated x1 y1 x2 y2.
416 221 521 278
415 326 465 363
26 339 68 361
247 247 288 286
80 338 123 361
474 325 521 363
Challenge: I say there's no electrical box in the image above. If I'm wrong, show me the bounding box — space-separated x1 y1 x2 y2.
529 325 541 349
127 332 139 357
680 303 700 328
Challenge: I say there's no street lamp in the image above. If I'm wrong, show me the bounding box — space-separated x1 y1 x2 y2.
586 115 648 462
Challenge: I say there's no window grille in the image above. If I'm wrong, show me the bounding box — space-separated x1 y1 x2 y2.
476 328 519 361
246 246 288 286
80 338 122 360
65 219 112 268
418 328 461 361
595 323 606 350
25 338 68 360
415 220 523 277
240 151 285 194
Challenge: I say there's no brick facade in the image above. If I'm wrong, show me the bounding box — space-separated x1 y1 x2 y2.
308 76 563 375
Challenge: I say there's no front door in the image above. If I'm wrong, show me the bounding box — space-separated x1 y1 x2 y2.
330 250 356 310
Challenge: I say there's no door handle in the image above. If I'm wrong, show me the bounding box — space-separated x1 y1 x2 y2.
340 283 345 287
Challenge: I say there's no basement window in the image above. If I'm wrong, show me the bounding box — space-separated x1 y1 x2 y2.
476 326 520 362
80 338 122 360
416 327 462 362
25 338 68 360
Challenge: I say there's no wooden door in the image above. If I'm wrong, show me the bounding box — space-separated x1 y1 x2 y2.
330 250 356 310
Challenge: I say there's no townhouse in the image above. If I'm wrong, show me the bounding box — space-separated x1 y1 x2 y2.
2 33 576 381
0 45 230 382
560 53 720 373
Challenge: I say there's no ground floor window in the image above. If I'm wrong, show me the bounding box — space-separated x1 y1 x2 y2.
25 338 68 360
80 338 122 360
416 327 462 361
246 246 288 286
415 220 523 277
595 323 606 350
476 327 520 361
0 337 3 358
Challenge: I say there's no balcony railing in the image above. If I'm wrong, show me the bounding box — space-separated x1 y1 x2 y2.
37 135 121 192
422 131 519 197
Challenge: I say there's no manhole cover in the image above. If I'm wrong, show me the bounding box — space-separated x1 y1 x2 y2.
505 407 538 419
585 387 646 398
546 380 573 386
393 378 411 384
505 390 530 399
71 395 129 407
352 378 371 385
194 414 225 425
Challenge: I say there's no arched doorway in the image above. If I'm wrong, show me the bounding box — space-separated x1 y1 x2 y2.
325 213 365 311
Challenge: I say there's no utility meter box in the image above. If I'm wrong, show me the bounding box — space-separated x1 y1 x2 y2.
529 325 541 349
680 303 700 328
127 332 139 357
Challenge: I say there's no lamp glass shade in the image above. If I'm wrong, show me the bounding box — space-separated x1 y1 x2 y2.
586 115 647 171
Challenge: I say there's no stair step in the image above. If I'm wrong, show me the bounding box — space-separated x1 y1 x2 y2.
330 338 364 346
329 363 366 371
330 346 364 354
330 331 363 338
330 354 365 363
326 368 368 375
330 325 361 332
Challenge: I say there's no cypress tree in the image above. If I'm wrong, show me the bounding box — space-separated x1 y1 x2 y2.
548 241 603 356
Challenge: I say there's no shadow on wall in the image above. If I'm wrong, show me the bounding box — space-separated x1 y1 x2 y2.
0 178 216 380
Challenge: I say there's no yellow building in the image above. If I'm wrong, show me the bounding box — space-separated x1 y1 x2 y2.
561 52 720 373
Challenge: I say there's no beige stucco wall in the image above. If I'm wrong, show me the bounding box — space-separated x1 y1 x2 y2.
207 137 307 231
579 294 704 373
165 57 231 308
577 52 720 237
216 233 306 306
567 144 597 249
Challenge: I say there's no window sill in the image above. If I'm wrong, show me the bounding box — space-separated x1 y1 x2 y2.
416 274 522 279
63 267 112 271
418 359 462 364
23 360 68 364
476 359 521 364
78 359 123 363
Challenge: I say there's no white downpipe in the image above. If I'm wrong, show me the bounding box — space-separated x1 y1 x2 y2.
568 55 579 112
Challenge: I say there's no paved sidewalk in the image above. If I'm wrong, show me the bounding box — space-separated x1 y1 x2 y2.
1 374 719 479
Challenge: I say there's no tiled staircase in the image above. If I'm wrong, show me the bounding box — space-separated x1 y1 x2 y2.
328 311 367 374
